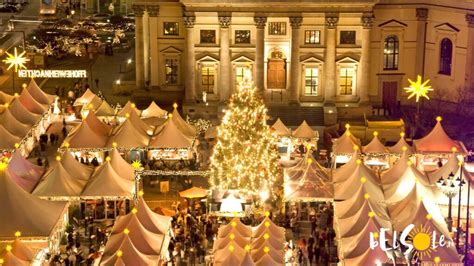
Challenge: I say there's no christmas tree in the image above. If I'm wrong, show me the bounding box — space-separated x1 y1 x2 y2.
209 72 280 198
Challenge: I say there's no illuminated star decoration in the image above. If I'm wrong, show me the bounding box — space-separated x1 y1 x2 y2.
3 47 29 72
132 160 142 170
404 75 433 102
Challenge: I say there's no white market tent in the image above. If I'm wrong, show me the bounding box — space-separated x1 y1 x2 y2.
292 120 317 139
117 101 141 117
0 91 14 104
100 235 159 266
6 151 44 193
414 117 465 154
0 109 30 137
63 112 111 149
388 132 414 155
284 154 332 201
0 125 21 151
141 101 167 119
149 118 194 149
8 100 41 126
0 238 36 265
362 132 387 154
94 100 116 117
26 79 55 105
18 88 47 115
32 154 93 199
74 89 102 107
271 118 291 137
171 107 196 138
107 118 150 149
128 110 154 136
0 164 68 242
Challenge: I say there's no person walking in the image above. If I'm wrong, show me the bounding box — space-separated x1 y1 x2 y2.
307 237 314 266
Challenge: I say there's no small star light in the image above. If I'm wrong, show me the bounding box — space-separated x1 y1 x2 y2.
426 214 432 220
373 232 379 239
231 221 237 227
230 233 235 240
131 208 138 214
360 177 367 183
14 231 21 237
364 193 370 199
116 250 123 257
368 211 375 218
0 160 8 171
244 244 251 252
123 228 130 235
263 233 270 240
132 160 142 170
5 245 12 252
3 47 30 72
434 257 441 263
404 75 433 102
228 245 235 252
264 221 271 227
138 190 144 197
0 258 4 264
263 246 270 253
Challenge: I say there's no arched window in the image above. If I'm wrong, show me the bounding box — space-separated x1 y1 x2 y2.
383 35 399 70
439 38 453 75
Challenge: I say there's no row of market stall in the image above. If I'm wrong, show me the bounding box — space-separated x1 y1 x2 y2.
0 80 56 156
65 90 198 160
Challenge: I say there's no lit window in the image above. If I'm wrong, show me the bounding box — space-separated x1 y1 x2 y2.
200 30 216 44
304 68 319 95
340 68 354 95
340 31 356 44
439 38 452 75
202 66 215 93
165 59 179 85
383 35 399 70
235 67 246 85
269 22 286 35
235 30 250 44
164 22 179 36
304 30 320 44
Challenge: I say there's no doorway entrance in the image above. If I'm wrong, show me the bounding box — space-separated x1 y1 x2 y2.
267 49 286 89
382 81 398 116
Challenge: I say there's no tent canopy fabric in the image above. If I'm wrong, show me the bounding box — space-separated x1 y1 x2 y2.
8 100 41 125
94 100 116 117
332 130 360 154
141 101 167 119
0 125 21 150
171 108 196 138
117 101 141 117
26 79 55 105
81 161 134 198
18 88 47 115
6 151 44 193
0 91 14 104
271 118 291 136
179 187 208 198
292 120 317 139
74 89 100 107
388 136 414 154
0 165 67 240
107 119 150 148
0 109 30 137
149 118 193 149
362 134 387 154
414 120 464 153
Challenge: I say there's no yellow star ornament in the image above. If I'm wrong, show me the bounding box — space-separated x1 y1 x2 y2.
404 75 433 102
132 160 142 170
3 47 29 72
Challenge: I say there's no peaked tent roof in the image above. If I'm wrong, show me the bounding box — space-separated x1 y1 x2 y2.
414 118 464 153
32 161 90 198
83 112 112 136
271 118 291 136
0 91 14 104
109 149 135 179
6 151 44 193
63 114 110 149
107 119 149 148
105 222 164 256
0 125 21 150
0 164 67 240
74 89 101 107
18 88 47 115
388 134 414 154
292 120 317 139
0 250 30 266
141 101 167 118
8 100 41 125
26 79 55 105
179 187 208 198
333 162 382 201
81 162 134 198
149 119 193 149
0 109 30 137
427 154 473 184
117 101 141 117
10 238 36 261
94 100 116 117
61 151 94 181
362 134 387 154
332 129 361 154
171 107 196 138
128 110 154 136
100 235 159 266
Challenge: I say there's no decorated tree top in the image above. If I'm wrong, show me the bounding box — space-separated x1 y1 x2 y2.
210 72 280 197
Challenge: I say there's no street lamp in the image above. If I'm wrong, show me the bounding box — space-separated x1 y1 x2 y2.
436 172 460 232
454 166 466 251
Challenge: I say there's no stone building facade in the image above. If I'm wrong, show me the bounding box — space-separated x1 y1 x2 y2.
131 0 474 113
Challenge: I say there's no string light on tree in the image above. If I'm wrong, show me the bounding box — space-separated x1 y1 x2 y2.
209 69 280 199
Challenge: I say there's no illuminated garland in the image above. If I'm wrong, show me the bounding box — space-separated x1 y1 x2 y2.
136 170 209 176
209 78 281 198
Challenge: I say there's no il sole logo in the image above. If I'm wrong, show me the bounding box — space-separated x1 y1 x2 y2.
370 224 453 262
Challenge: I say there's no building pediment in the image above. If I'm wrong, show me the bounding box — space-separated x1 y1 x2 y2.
232 53 255 62
300 55 324 63
196 54 220 62
336 54 359 63
434 23 460 32
160 46 183 53
378 19 407 28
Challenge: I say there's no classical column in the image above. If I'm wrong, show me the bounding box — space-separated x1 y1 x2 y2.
218 14 231 102
359 13 374 103
466 14 474 91
415 8 428 77
147 6 159 87
254 16 267 96
324 14 338 103
289 17 302 103
184 16 196 102
133 5 146 90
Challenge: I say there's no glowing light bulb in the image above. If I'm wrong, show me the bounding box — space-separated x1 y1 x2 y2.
55 155 61 161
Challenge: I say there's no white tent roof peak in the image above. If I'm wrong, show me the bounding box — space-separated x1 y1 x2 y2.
292 120 317 139
141 101 167 119
271 118 291 136
362 133 388 154
414 119 464 153
26 79 55 105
